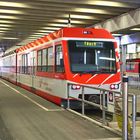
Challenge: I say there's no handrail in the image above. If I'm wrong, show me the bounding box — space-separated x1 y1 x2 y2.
67 82 121 122
67 79 139 140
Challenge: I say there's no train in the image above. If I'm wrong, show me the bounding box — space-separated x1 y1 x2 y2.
126 58 140 88
0 27 121 109
126 58 140 76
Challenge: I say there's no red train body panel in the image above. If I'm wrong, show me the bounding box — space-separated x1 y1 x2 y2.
126 59 140 75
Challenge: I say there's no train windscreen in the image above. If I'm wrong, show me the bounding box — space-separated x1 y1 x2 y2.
68 40 117 74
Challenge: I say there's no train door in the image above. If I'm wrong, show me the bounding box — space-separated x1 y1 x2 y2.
31 51 36 88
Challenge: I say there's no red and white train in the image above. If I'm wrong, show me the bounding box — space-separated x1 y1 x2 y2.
126 59 140 88
126 59 140 77
0 27 121 108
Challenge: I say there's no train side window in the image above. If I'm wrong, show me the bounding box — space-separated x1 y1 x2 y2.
37 50 42 71
55 45 64 72
126 62 134 71
42 49 48 72
48 47 53 72
22 53 29 74
22 55 25 73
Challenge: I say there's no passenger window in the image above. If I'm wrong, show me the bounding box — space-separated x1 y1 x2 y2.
37 47 53 72
37 50 42 71
55 45 64 72
42 49 48 72
22 53 29 74
126 62 135 71
48 47 53 72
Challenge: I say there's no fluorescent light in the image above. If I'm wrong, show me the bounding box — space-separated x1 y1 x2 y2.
62 14 99 20
37 30 54 33
42 27 60 30
0 30 6 32
88 1 127 7
33 33 48 35
0 24 12 27
28 37 39 39
47 23 69 27
0 27 11 30
0 20 14 23
2 37 19 40
0 9 23 14
130 28 140 31
75 8 113 15
29 35 43 37
0 15 18 19
52 19 85 24
70 14 95 19
0 1 30 8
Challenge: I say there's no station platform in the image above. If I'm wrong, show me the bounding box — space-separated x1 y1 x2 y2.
0 78 121 140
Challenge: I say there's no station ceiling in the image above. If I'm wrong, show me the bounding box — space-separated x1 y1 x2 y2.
0 0 140 51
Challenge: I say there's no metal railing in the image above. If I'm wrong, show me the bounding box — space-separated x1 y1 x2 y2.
67 82 121 125
67 78 140 140
129 93 137 140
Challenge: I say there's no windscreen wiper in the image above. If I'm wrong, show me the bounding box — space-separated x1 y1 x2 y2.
78 71 100 76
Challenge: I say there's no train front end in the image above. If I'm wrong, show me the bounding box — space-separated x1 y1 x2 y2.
62 28 121 110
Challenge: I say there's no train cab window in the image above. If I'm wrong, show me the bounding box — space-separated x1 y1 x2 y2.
48 47 53 72
68 40 116 74
55 45 64 72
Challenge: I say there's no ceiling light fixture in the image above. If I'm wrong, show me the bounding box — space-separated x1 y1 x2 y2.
37 30 55 33
75 8 113 15
47 23 69 27
0 9 23 14
52 19 85 24
0 1 30 8
0 27 12 30
29 35 43 37
88 1 125 7
42 27 60 30
2 37 19 40
28 37 39 39
0 30 6 32
69 14 95 19
33 32 47 35
0 20 14 23
130 28 140 31
0 24 12 27
0 15 18 19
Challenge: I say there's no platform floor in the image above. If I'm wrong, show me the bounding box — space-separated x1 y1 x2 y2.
0 79 121 140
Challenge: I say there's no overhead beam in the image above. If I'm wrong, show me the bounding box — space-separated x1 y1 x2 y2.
89 8 140 33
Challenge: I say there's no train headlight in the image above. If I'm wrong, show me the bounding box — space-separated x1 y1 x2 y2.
83 30 92 34
110 84 119 90
71 84 81 90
